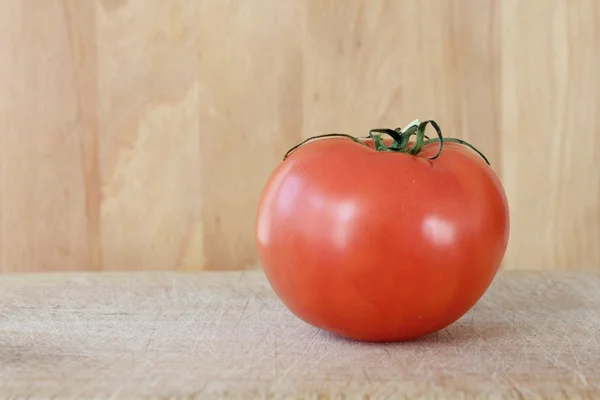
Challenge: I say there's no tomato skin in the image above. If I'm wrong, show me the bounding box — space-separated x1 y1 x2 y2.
255 137 509 342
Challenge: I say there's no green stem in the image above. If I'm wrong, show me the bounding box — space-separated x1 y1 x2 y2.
368 128 404 151
406 120 443 159
282 119 491 165
283 133 366 160
423 137 490 165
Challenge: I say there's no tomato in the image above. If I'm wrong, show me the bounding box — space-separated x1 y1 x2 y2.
255 120 509 342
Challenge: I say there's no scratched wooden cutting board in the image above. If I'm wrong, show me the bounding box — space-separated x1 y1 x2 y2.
0 270 599 399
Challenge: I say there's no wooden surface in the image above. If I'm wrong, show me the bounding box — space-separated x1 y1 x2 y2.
0 270 599 399
0 0 599 272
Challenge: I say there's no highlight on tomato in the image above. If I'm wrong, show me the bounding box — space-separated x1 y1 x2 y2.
255 119 510 342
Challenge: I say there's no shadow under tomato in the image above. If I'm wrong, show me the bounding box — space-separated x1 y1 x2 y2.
318 319 517 347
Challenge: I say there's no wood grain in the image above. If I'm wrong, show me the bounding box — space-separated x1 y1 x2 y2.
96 0 202 270
0 270 599 398
197 0 306 270
501 0 600 270
0 1 98 272
0 0 598 271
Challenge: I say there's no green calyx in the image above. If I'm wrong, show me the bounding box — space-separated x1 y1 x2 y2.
283 119 490 165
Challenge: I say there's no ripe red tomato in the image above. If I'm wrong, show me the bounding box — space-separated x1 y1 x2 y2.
255 120 509 342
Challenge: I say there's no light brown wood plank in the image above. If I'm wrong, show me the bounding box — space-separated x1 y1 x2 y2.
0 0 99 272
0 270 599 398
96 0 203 270
197 0 306 270
0 0 598 272
501 0 600 270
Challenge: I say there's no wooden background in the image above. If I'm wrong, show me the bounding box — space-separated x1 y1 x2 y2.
0 0 598 273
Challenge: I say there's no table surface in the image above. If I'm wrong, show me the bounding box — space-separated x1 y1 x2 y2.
0 269 599 399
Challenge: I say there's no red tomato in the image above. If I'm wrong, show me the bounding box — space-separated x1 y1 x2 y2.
255 121 509 342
